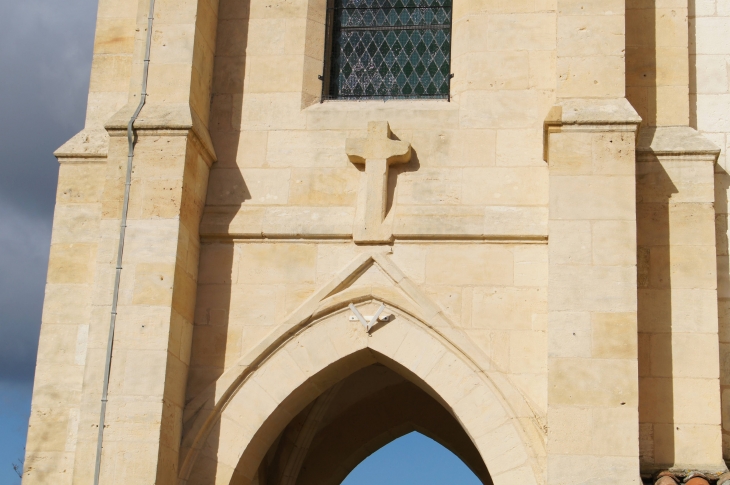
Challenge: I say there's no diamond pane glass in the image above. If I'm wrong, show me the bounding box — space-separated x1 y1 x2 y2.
326 0 451 100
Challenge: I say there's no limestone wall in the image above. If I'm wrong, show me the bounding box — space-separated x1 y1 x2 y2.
189 240 548 412
189 2 557 480
691 0 730 463
25 0 730 482
203 0 556 242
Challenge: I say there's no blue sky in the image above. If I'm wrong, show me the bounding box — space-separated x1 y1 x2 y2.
0 2 482 484
343 432 482 485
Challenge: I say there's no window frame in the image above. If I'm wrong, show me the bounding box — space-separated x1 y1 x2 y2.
319 0 454 102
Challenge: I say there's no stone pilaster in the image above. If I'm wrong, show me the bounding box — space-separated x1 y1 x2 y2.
86 127 212 485
22 153 106 485
59 0 219 483
636 126 726 475
545 98 642 485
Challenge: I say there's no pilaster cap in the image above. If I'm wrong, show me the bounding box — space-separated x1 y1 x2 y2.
545 98 642 127
54 128 109 161
105 102 216 163
637 126 721 158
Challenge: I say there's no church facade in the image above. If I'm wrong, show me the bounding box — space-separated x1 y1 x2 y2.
21 0 730 484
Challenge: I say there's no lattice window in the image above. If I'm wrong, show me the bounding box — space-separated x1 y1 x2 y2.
321 0 453 100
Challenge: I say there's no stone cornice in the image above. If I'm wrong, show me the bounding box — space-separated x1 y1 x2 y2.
543 98 642 162
54 103 218 166
54 128 109 162
545 98 643 128
636 126 721 161
105 102 217 165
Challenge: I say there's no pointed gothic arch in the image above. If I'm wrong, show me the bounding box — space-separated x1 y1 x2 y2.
179 253 546 485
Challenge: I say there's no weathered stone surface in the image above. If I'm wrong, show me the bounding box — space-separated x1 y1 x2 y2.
24 0 730 484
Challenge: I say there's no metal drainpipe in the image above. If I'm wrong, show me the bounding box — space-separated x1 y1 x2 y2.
93 0 156 483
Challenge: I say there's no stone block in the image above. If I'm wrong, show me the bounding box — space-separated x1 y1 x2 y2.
673 377 723 425
489 13 557 51
549 358 638 407
549 220 592 264
262 206 355 236
548 406 591 454
200 206 265 236
57 164 105 204
425 245 514 286
424 351 483 404
47 244 96 284
513 244 549 287
557 55 626 98
89 55 133 93
229 285 284 325
550 175 636 221
42 284 91 325
592 220 637 266
672 332 721 379
266 130 349 167
462 51 530 91
206 168 290 206
253 56 309 97
424 285 463 323
131 263 176 306
558 0 623 16
212 130 268 168
240 92 308 130
558 15 625 57
495 128 545 167
547 454 641 485
548 311 592 358
529 50 557 90
458 129 497 166
392 327 447 380
397 168 462 205
393 205 484 237
238 243 317 284
459 90 542 129
476 422 531 476
472 286 547 330
51 204 102 245
674 424 725 468
668 245 718 290
592 312 638 360
591 406 640 457
509 330 547 373
462 167 549 206
483 206 549 237
289 167 359 206
549 265 637 313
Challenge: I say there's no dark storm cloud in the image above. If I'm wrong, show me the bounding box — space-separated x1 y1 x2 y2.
0 0 98 382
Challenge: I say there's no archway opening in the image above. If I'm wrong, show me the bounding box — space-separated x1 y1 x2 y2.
255 363 492 485
341 431 483 485
183 302 541 485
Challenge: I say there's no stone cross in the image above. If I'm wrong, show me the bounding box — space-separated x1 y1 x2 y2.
346 121 411 243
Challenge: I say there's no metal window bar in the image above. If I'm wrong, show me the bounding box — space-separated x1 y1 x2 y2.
320 0 453 101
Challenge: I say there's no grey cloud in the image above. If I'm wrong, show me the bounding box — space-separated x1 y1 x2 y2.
0 0 97 382
0 0 97 218
0 206 51 382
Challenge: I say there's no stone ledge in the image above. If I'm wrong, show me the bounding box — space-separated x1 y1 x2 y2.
544 98 642 162
199 204 549 240
637 126 721 158
105 102 217 163
546 98 643 127
54 128 109 161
